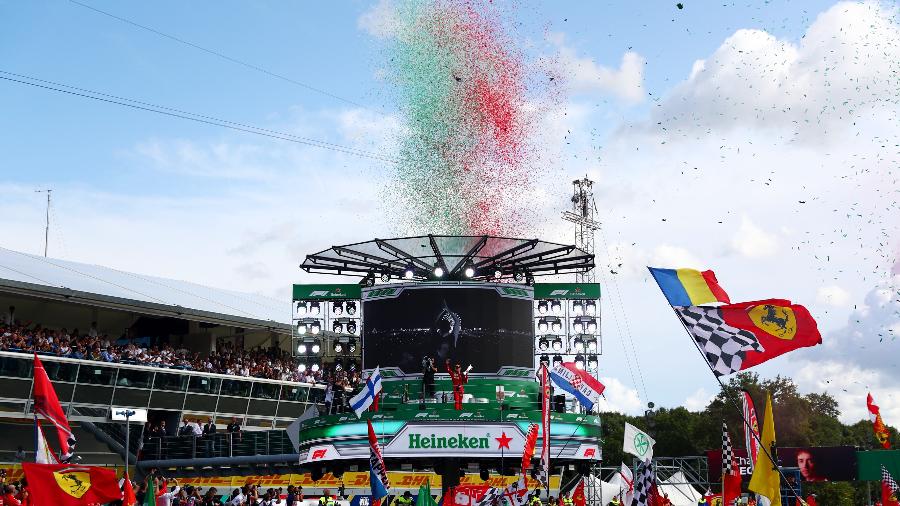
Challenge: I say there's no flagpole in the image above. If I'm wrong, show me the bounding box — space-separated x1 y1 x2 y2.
646 267 802 501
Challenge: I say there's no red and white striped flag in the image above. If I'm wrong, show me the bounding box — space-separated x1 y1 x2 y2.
741 390 761 468
539 364 551 489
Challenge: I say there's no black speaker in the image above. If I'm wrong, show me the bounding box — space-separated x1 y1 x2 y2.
553 394 566 413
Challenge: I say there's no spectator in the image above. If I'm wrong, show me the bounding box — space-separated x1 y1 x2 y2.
156 478 180 506
227 417 242 435
14 446 25 462
203 418 216 436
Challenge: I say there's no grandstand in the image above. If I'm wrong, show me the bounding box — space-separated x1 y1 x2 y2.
0 247 324 471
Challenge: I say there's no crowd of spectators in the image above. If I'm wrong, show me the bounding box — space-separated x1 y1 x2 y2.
0 309 328 384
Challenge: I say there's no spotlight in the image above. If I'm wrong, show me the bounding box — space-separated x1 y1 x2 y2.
572 300 584 316
298 363 307 373
552 355 563 366
574 355 585 369
551 337 563 352
434 265 445 278
537 318 549 333
347 321 357 335
585 300 597 315
334 341 344 353
332 302 343 316
538 336 549 351
297 343 308 354
380 272 391 282
525 272 534 285
311 342 321 354
586 339 598 352
348 338 357 353
513 271 524 282
404 266 415 279
573 336 585 352
573 319 584 333
588 356 599 369
334 358 344 371
493 268 503 279
310 323 321 335
311 363 320 372
332 322 343 334
360 273 376 287
551 320 563 333
464 266 475 278
297 323 308 335
539 354 550 366
309 302 321 316
586 318 598 333
346 301 357 315
537 301 549 314
296 302 308 315
550 300 562 313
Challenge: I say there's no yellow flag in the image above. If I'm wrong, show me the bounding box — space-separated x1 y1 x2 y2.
748 392 781 505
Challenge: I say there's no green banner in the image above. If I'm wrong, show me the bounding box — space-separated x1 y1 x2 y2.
293 284 361 300
856 450 900 480
533 283 600 299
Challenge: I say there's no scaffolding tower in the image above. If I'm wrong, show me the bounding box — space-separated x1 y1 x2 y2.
562 177 601 283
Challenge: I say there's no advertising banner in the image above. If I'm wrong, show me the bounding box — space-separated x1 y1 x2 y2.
707 446 857 483
532 283 600 300
293 284 362 300
385 423 525 457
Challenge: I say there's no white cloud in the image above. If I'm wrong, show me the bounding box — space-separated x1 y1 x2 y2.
357 0 399 40
547 32 645 104
816 285 851 307
683 387 714 412
793 359 900 424
623 1 900 142
596 376 643 415
730 216 778 258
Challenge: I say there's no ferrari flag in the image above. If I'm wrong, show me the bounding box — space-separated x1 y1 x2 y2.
868 393 892 449
32 353 76 460
22 463 121 505
677 299 821 376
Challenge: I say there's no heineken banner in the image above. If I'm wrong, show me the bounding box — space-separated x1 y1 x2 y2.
533 283 600 300
293 284 361 300
385 423 525 456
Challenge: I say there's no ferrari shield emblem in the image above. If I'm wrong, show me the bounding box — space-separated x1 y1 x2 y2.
53 468 91 498
748 304 796 340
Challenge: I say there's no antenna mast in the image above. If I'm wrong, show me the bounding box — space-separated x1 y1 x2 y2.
35 189 51 257
561 177 600 282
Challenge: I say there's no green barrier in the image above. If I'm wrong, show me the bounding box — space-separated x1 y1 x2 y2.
856 450 900 480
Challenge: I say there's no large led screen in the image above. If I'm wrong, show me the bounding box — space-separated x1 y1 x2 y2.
363 285 533 374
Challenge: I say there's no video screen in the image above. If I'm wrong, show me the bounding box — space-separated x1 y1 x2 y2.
363 286 533 374
707 446 857 483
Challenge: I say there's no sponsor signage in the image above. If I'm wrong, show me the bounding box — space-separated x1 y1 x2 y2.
385 423 525 457
293 284 361 300
707 446 857 483
533 283 600 300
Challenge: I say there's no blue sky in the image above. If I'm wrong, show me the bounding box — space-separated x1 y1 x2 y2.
2 0 899 423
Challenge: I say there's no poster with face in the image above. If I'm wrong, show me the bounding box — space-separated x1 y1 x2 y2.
707 446 857 483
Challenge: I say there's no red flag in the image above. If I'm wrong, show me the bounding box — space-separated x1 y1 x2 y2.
571 478 585 506
884 482 900 506
521 423 539 478
741 391 761 468
869 393 892 449
122 474 137 506
539 364 551 489
32 353 75 459
719 300 821 369
22 463 122 505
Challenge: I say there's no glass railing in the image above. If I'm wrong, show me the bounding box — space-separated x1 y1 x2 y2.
0 350 325 428
139 430 295 461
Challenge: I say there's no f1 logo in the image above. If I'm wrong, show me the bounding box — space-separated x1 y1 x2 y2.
311 449 328 460
583 448 596 458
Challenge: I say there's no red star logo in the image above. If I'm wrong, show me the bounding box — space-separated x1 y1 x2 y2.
495 432 512 449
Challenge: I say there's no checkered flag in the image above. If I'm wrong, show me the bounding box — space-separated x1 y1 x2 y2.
722 422 734 477
633 459 653 506
675 306 765 376
884 465 899 495
476 487 503 506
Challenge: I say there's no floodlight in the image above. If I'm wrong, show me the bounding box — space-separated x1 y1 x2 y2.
309 302 321 316
348 338 357 353
311 363 320 372
588 356 599 368
332 302 343 316
513 271 524 282
380 272 391 282
552 355 563 366
332 322 343 334
434 265 445 278
297 323 308 335
311 342 321 354
586 339 598 352
334 342 344 353
573 320 584 333
574 355 585 369
347 321 357 335
573 336 585 352
585 300 597 315
298 363 307 373
551 337 563 351
310 323 321 335
551 320 563 333
346 301 357 315
296 302 308 315
493 268 503 279
538 336 549 351
572 300 584 316
537 319 549 333
297 343 308 354
537 301 549 314
464 266 475 278
550 300 562 313
539 354 550 366
404 266 415 279
586 319 598 333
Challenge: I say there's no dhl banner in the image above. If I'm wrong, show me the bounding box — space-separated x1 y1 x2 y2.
132 472 559 491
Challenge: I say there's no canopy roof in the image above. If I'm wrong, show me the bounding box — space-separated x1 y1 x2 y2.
301 235 594 282
0 247 287 331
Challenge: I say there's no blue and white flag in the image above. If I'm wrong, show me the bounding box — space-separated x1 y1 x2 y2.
350 367 383 418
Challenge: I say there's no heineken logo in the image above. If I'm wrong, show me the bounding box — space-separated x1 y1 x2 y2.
500 287 530 297
366 288 398 298
633 433 651 456
408 433 490 450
